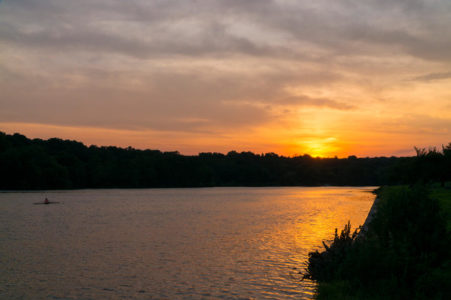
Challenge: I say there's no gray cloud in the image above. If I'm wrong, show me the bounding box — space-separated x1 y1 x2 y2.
1 0 450 61
0 19 291 60
278 95 355 110
362 114 451 136
1 0 450 143
0 62 348 133
411 72 451 82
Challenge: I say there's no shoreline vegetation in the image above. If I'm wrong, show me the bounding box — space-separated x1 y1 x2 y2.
304 185 451 300
1 131 450 190
304 144 451 299
304 184 451 299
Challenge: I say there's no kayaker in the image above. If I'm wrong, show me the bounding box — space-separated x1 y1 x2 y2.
44 198 49 204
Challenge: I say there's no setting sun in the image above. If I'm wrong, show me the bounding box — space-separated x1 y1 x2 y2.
300 138 339 158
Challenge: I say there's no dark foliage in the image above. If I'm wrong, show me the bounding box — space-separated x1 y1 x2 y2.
0 131 403 190
304 221 360 282
305 186 451 299
1 131 449 189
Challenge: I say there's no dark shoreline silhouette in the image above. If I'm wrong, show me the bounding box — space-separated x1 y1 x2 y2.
1 131 449 190
304 144 451 299
305 185 451 299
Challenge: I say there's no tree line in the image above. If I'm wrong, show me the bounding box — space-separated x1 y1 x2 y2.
0 131 449 189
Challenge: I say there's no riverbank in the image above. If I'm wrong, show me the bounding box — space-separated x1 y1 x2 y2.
305 184 451 299
357 188 380 238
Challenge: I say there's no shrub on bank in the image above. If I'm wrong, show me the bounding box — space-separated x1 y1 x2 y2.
305 186 451 299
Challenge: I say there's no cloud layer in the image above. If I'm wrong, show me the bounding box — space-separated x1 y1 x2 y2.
1 0 450 156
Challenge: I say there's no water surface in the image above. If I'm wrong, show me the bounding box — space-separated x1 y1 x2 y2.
0 187 375 299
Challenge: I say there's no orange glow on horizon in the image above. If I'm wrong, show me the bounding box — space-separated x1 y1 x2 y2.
0 121 430 158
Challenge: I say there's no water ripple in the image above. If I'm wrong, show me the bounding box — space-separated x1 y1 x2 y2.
0 187 375 299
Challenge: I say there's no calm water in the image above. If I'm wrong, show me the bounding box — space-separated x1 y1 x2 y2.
0 187 376 299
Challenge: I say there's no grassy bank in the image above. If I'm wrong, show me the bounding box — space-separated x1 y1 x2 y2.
430 186 451 232
305 185 451 299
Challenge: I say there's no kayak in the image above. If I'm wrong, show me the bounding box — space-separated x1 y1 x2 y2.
33 202 60 205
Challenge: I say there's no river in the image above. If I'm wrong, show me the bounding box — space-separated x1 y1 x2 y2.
0 187 375 299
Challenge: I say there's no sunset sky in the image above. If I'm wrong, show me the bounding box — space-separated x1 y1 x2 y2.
1 0 450 157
